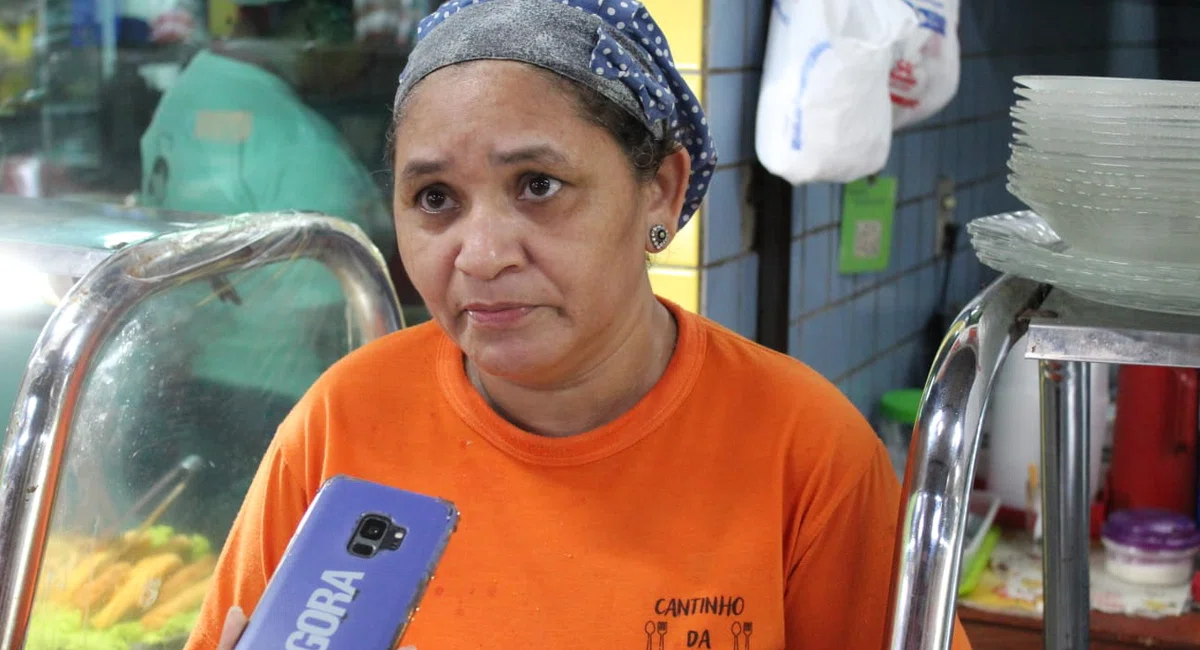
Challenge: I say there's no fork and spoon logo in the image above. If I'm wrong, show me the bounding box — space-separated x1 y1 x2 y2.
643 619 754 648
731 621 753 649
644 621 668 650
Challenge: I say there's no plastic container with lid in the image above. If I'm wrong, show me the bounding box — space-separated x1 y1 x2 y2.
877 389 921 480
1101 509 1200 586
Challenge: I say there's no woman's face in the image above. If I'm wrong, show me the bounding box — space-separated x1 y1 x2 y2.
392 61 687 384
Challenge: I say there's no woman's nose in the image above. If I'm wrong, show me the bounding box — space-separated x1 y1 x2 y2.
453 204 525 280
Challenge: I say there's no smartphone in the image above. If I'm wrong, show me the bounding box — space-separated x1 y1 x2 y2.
233 475 459 650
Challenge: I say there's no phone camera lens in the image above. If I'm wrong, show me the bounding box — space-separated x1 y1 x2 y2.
360 517 387 541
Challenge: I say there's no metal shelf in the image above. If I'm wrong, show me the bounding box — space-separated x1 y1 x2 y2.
1026 290 1200 368
886 275 1200 650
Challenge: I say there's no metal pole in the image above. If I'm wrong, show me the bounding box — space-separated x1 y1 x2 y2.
885 274 1049 650
1039 360 1091 650
0 212 402 650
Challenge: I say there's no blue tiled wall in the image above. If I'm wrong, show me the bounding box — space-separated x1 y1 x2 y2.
702 0 1170 420
697 0 766 339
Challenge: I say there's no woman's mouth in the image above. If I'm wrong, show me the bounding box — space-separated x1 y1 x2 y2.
463 303 535 328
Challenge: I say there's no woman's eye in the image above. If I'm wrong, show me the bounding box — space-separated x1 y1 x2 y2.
519 174 563 201
416 186 459 213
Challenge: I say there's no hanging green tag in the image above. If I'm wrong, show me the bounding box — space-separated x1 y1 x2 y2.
838 175 897 274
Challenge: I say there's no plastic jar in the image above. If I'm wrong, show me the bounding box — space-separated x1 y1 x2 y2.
1101 509 1200 586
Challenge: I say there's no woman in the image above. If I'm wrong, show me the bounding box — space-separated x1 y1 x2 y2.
186 1 973 648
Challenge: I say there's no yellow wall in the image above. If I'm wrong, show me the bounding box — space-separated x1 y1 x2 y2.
642 0 705 313
640 0 704 71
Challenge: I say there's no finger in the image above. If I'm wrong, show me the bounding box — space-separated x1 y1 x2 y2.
217 607 249 650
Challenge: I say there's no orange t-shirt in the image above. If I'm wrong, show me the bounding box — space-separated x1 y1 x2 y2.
184 298 972 650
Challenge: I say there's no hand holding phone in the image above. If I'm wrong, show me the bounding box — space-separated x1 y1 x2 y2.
216 607 420 650
227 476 458 650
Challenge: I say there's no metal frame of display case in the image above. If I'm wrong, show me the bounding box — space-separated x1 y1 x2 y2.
0 210 403 650
885 272 1200 650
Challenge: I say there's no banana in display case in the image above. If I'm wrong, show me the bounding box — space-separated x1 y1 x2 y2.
32 526 216 650
31 454 216 650
0 197 403 650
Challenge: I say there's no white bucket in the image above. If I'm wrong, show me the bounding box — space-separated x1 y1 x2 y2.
983 333 1110 512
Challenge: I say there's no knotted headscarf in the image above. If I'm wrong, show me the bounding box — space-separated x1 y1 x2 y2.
392 0 717 229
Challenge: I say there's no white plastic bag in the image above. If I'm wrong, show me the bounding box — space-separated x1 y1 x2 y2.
889 0 961 129
755 0 917 185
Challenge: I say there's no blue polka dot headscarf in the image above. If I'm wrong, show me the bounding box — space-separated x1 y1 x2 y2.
392 0 717 229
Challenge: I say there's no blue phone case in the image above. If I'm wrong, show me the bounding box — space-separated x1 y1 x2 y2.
233 475 459 650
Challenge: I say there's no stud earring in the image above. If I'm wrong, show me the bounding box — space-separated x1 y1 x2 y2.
649 224 670 251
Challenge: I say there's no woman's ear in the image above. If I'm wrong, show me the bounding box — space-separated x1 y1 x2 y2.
641 147 692 253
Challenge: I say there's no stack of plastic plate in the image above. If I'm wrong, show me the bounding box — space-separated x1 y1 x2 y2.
976 75 1200 315
968 211 1200 316
1007 75 1200 263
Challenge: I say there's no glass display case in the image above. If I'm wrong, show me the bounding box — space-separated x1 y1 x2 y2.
0 195 403 650
0 0 436 322
0 194 209 426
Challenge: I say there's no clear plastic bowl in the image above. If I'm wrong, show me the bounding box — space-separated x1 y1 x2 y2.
1015 75 1200 98
1006 197 1200 265
1005 167 1200 265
